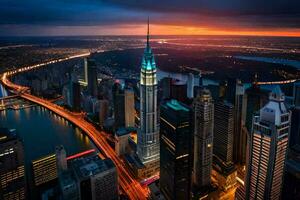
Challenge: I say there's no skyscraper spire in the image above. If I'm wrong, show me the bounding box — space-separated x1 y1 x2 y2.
147 17 150 48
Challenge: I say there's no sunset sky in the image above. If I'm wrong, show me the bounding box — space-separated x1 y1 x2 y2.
0 0 299 36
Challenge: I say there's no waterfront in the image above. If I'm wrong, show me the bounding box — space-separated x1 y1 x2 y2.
0 105 92 165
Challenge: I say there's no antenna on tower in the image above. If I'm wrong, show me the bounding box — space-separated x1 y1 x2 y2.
147 17 150 48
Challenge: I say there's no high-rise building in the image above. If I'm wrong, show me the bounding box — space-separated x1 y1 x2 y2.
87 59 98 97
137 20 160 177
192 89 214 188
115 128 130 156
84 57 88 84
124 89 135 127
71 155 118 200
114 91 125 129
294 81 300 107
0 128 26 200
290 107 300 152
213 101 234 164
233 80 247 164
243 86 290 200
32 154 58 187
160 77 172 100
112 81 125 129
56 145 67 172
187 73 195 99
160 99 193 200
72 82 81 112
99 99 109 127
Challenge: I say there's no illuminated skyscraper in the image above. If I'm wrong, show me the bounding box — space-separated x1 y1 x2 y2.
244 86 290 200
137 19 160 175
192 89 214 188
0 128 26 200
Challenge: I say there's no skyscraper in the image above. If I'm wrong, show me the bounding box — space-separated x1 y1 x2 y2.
124 88 135 127
99 99 109 127
56 145 67 172
87 59 98 97
193 89 214 188
233 80 247 164
244 86 290 200
289 107 300 151
70 154 118 200
187 73 195 99
160 99 193 200
72 82 81 112
137 19 160 176
114 89 125 129
0 128 26 200
213 101 234 164
294 81 300 107
32 154 58 187
84 57 88 84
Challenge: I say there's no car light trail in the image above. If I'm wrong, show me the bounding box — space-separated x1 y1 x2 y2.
0 53 148 200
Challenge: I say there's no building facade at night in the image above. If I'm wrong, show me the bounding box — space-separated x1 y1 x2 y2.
87 59 98 97
160 100 193 200
243 86 290 200
192 89 214 188
137 21 160 177
0 128 26 200
213 101 234 164
124 88 135 127
70 155 118 200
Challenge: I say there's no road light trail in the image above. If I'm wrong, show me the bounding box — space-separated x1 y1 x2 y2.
0 53 148 200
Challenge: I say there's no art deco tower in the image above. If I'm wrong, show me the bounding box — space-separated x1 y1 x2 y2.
243 86 290 200
137 19 160 171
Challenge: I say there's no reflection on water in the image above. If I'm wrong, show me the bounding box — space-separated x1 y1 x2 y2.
0 84 8 97
0 106 92 168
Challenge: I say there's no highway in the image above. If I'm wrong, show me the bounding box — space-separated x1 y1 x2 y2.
0 54 148 200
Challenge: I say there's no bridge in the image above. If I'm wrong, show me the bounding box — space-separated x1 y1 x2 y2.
0 94 19 100
0 54 148 200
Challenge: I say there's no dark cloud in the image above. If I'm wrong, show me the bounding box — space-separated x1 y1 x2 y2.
0 0 299 35
104 0 300 15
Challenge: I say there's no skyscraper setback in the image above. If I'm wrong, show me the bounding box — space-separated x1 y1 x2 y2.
243 86 290 200
192 89 214 188
137 20 160 177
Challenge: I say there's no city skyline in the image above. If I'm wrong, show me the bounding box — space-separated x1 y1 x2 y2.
0 2 299 199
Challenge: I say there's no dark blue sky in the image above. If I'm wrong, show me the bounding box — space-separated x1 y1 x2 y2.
0 0 299 36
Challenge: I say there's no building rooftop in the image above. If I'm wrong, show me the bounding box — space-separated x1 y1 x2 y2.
124 153 144 169
165 99 189 112
116 127 131 137
260 86 288 126
0 128 18 143
71 154 115 180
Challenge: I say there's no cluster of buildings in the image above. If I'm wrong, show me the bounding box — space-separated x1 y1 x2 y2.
0 129 118 200
1 23 300 200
